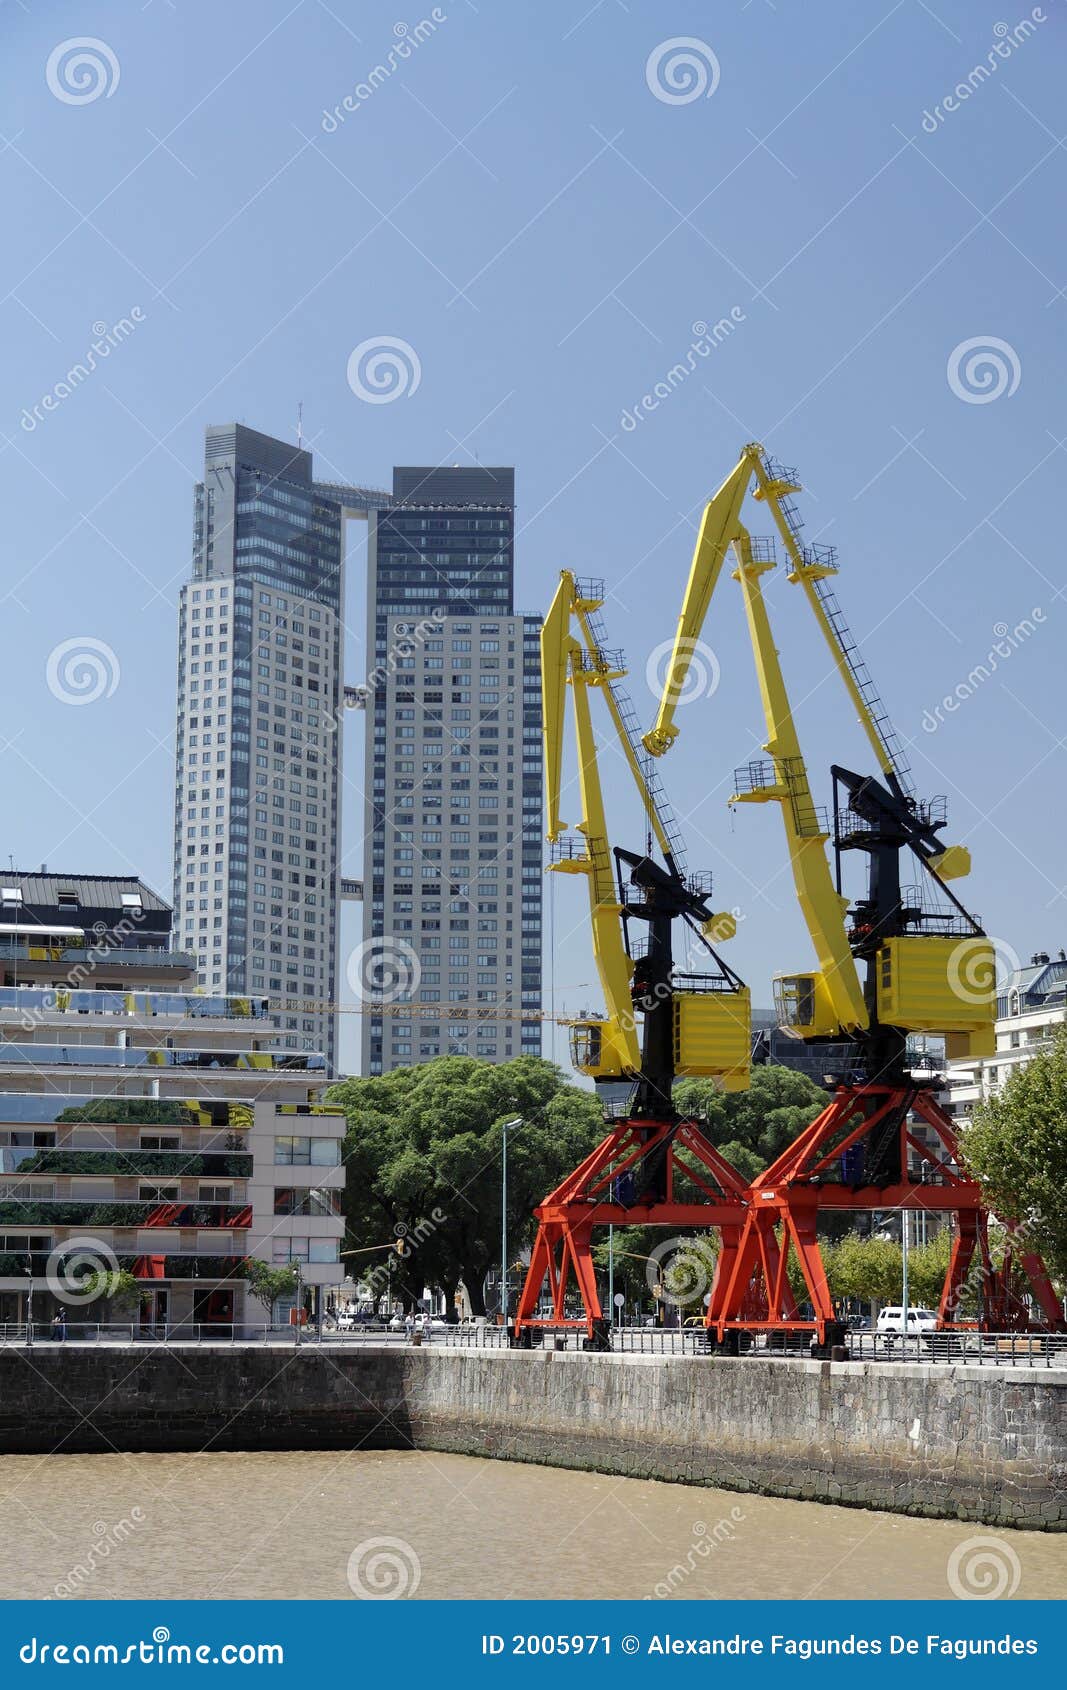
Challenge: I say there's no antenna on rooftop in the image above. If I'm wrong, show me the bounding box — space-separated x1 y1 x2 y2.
297 401 304 449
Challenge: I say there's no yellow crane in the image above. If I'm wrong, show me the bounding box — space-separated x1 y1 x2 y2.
541 570 750 1092
643 443 994 1062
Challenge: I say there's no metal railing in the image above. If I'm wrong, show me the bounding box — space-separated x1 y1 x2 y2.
2 1321 1064 1366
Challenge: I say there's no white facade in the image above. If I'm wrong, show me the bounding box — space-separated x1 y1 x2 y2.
246 1100 346 1327
0 878 342 1331
362 613 543 1073
944 952 1067 1119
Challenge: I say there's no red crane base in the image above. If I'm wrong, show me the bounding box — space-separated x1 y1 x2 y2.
512 1114 752 1346
710 1083 1064 1348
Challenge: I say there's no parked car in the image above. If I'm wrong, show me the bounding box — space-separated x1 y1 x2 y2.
334 1311 357 1331
876 1306 938 1337
387 1314 406 1333
414 1313 449 1333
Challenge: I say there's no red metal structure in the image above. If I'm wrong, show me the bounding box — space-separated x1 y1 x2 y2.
513 1113 753 1346
711 1083 1063 1350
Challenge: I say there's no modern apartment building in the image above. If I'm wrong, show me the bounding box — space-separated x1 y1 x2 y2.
172 423 390 1073
944 949 1067 1120
359 467 543 1075
0 872 343 1331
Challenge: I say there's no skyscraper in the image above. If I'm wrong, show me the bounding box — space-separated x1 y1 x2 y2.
172 424 389 1072
360 467 543 1074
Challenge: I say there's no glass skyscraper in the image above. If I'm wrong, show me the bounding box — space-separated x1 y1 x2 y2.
173 432 541 1076
360 467 543 1074
172 425 389 1072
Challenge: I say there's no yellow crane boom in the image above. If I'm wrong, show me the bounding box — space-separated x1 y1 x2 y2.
542 570 748 1087
642 442 988 1051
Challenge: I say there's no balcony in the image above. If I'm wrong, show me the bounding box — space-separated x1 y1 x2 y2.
0 943 197 970
1 1147 253 1177
0 1199 252 1227
0 986 272 1021
0 1095 259 1127
0 1252 251 1281
0 1045 325 1073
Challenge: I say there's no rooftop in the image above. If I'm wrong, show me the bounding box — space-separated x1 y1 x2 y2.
1 872 170 914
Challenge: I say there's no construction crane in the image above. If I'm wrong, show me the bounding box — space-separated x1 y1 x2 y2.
644 443 1063 1349
539 570 749 1095
511 571 753 1348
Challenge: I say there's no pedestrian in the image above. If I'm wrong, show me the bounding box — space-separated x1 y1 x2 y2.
52 1309 67 1343
404 1311 414 1341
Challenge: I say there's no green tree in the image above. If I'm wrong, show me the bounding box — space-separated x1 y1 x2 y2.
328 1056 603 1318
243 1260 300 1326
907 1231 952 1310
960 1027 1067 1283
823 1233 902 1305
79 1268 147 1312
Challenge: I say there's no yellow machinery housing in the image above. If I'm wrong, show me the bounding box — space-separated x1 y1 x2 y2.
876 937 996 1057
673 990 752 1082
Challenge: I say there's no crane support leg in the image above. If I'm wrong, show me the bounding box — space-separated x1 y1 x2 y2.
711 1085 1065 1344
513 1116 749 1346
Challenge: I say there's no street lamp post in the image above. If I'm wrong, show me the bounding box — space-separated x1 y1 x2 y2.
608 1224 614 1326
901 1206 911 1345
500 1116 522 1325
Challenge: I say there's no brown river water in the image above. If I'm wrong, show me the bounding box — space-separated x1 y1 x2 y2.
0 1451 1063 1601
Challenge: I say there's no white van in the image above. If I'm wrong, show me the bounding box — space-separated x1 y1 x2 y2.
876 1306 938 1337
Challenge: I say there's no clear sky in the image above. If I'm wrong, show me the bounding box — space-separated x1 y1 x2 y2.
2 0 1065 1073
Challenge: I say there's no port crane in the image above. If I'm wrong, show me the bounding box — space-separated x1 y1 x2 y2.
645 443 1063 1347
512 572 754 1347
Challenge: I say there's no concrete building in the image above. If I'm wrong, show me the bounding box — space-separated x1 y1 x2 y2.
172 424 390 1073
0 872 343 1331
944 949 1067 1120
359 467 543 1075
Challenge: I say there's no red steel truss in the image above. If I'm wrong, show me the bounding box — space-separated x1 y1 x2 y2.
710 1083 1064 1347
512 1115 759 1346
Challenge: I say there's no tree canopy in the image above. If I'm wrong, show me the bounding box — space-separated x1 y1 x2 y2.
961 1026 1067 1282
327 1056 603 1315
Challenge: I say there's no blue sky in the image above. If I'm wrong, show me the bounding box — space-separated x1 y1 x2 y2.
2 0 1065 1071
